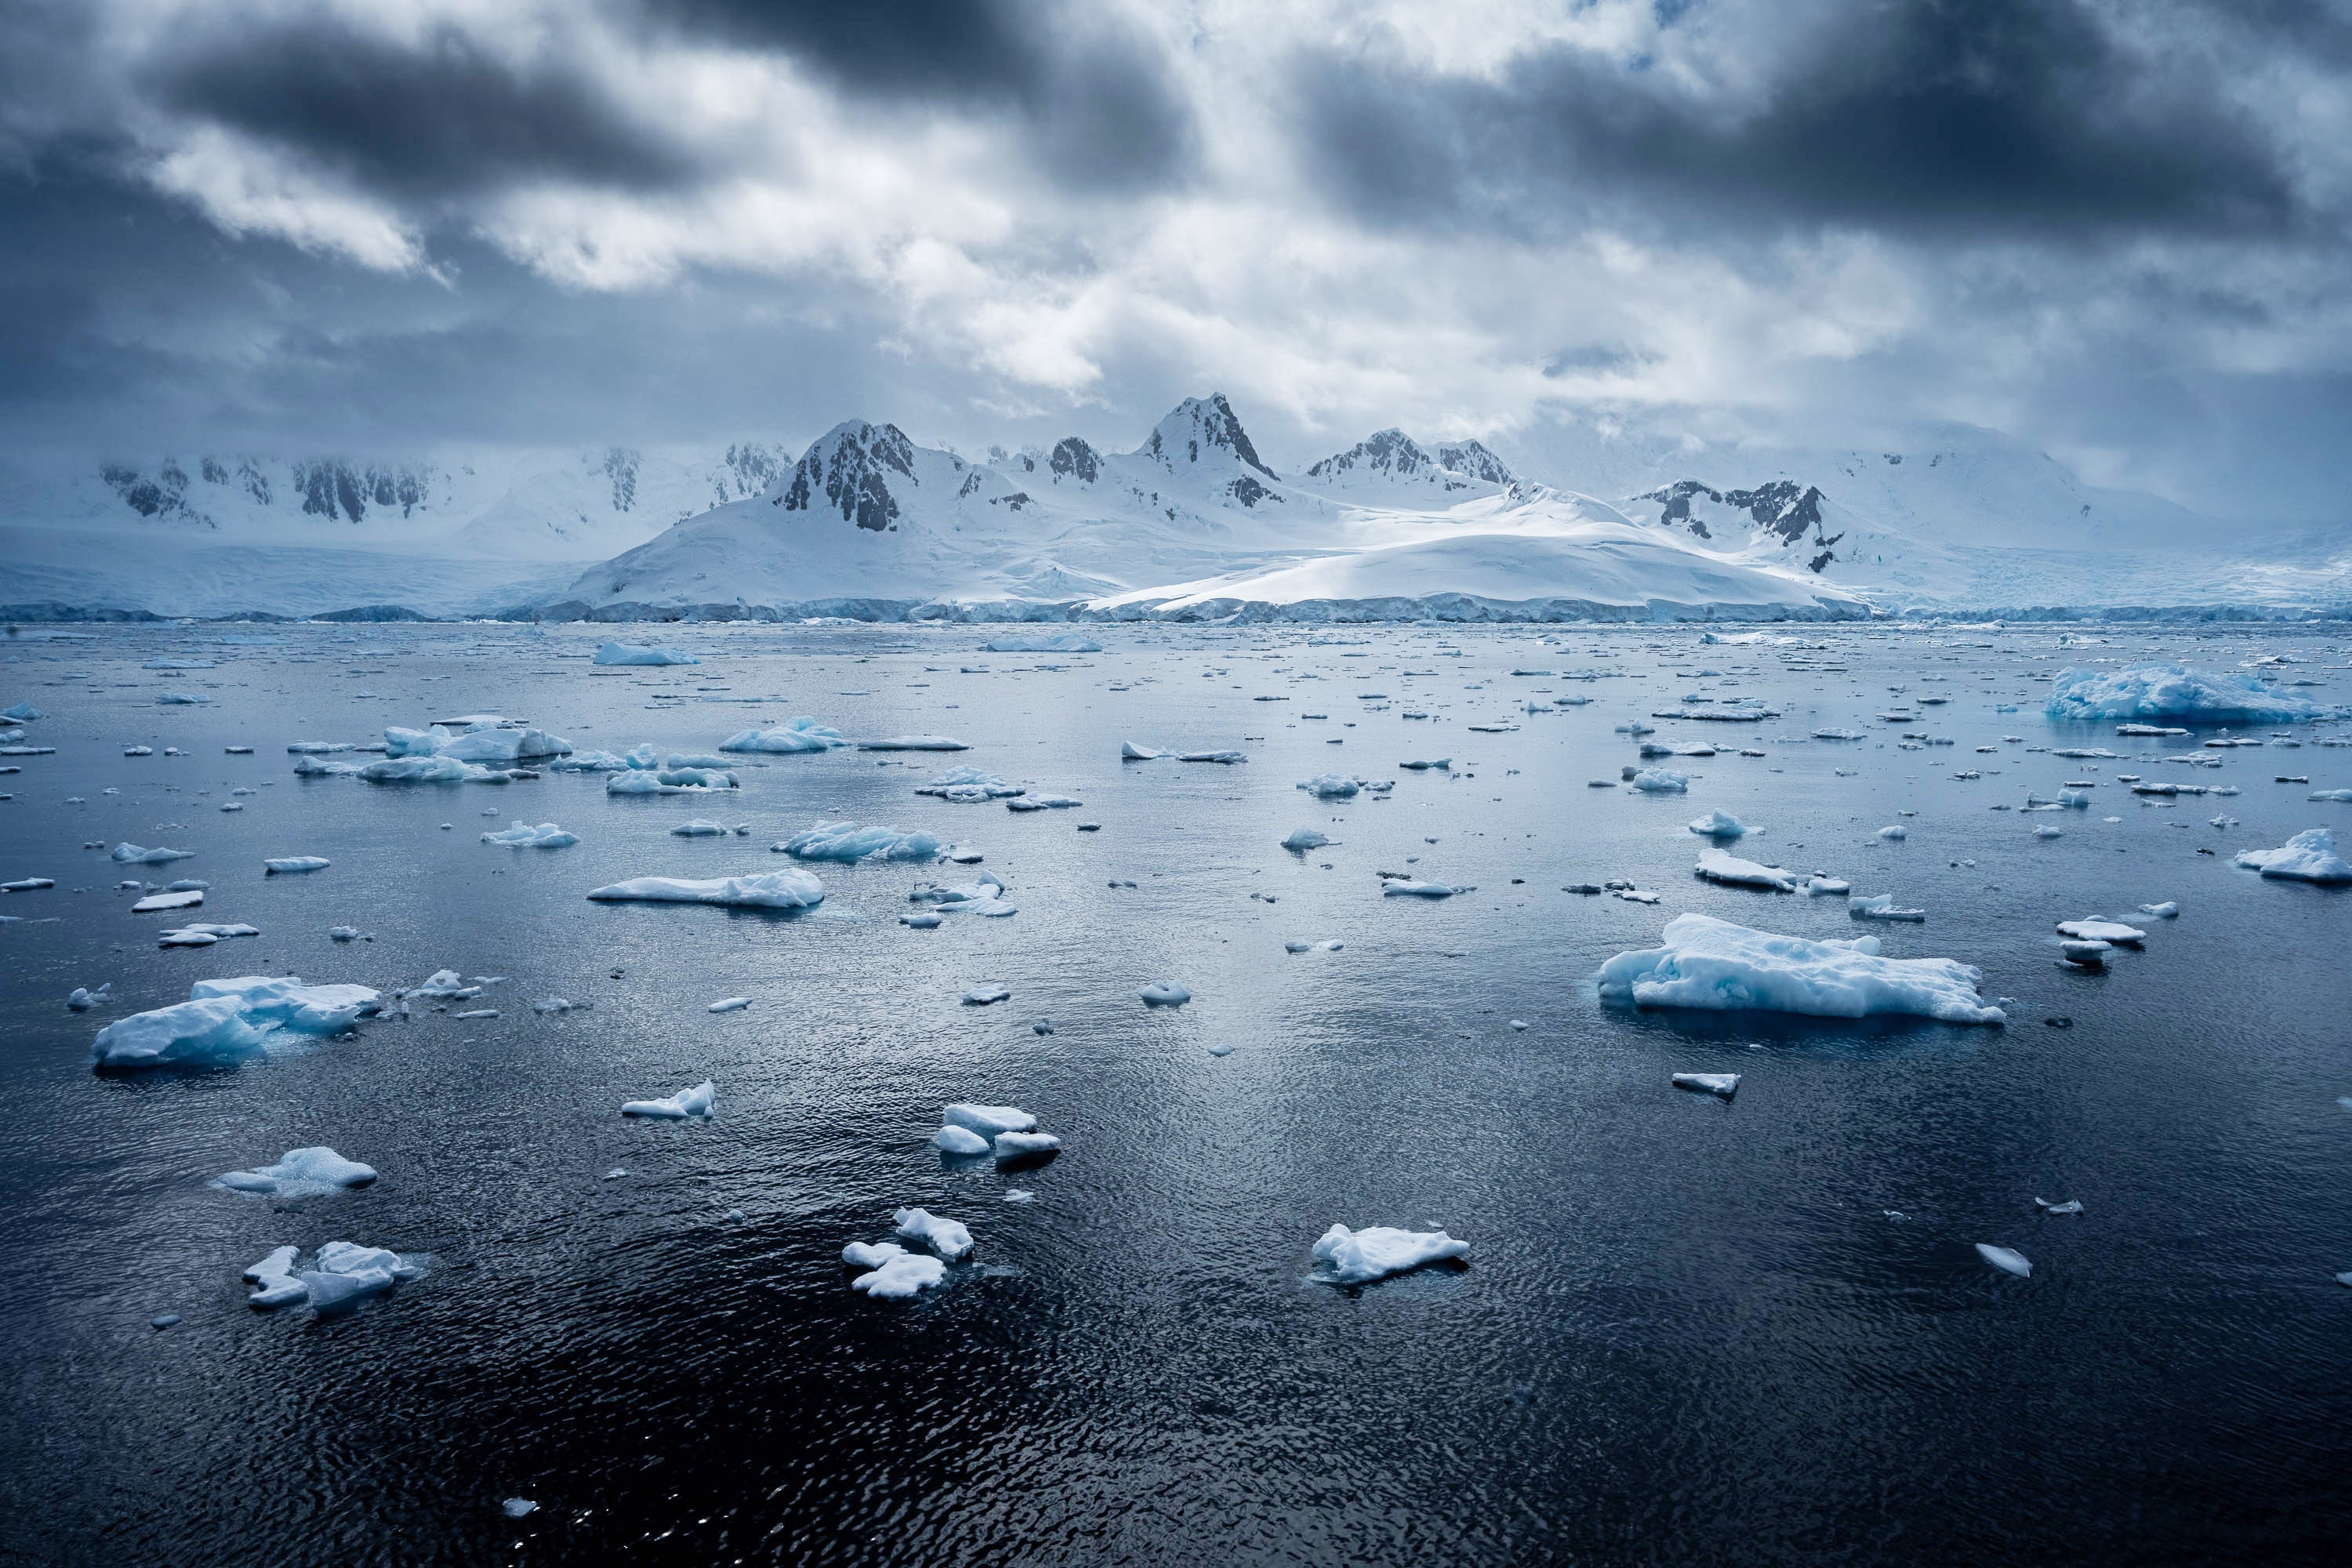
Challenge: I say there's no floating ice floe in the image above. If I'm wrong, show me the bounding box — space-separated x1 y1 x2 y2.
1688 809 1751 838
720 717 848 753
2060 939 2111 967
621 1080 717 1120
2136 901 2181 918
1599 913 2004 1024
212 1146 378 1196
1802 875 1851 897
985 633 1100 652
962 983 1012 1005
2 702 41 721
1672 1072 1740 1098
360 755 514 784
1178 750 1247 764
2057 918 2144 945
671 820 731 837
264 856 329 874
933 1125 990 1154
994 1131 1060 1159
1282 827 1333 851
157 691 211 705
1298 774 1363 800
593 641 699 666
910 873 1014 916
1877 825 1909 840
2310 788 2352 803
66 982 110 1011
843 1242 946 1298
1849 893 1926 921
915 764 1024 802
2234 827 2352 884
2034 1197 2085 1215
93 975 382 1069
1120 742 1165 760
1693 847 1798 892
893 1207 974 1261
1975 1243 2032 1278
2 877 54 892
111 842 194 865
1311 1223 1470 1286
586 869 826 909
158 923 260 947
1285 938 1345 953
245 1240 425 1312
2046 664 2325 724
858 735 970 752
482 821 578 848
1382 880 1466 898
944 1103 1034 1138
1006 793 1082 812
708 996 750 1013
607 765 735 794
1140 983 1191 1007
1631 768 1689 793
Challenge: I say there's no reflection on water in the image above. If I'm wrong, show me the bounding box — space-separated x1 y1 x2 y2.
2 621 2349 1565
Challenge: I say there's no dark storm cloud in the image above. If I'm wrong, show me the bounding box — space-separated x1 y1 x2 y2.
1298 0 2307 241
149 17 708 201
638 0 1197 190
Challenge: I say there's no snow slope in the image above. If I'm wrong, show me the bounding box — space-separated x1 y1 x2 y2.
546 397 1862 623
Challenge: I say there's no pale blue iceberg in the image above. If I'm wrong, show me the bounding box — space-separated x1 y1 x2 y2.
1598 913 2004 1024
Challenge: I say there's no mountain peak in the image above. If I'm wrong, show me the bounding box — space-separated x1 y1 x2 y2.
1433 440 1515 488
1141 394 1278 483
776 420 918 532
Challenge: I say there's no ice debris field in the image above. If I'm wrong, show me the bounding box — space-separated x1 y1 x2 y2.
6 620 2352 1548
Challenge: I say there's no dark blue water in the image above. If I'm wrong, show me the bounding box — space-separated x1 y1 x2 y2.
2 622 2349 1566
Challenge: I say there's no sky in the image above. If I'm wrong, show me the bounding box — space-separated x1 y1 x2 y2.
2 0 2348 522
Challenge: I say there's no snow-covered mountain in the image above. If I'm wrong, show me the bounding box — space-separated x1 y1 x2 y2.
549 396 1864 622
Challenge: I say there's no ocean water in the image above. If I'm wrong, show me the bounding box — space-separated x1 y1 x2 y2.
2 620 2350 1566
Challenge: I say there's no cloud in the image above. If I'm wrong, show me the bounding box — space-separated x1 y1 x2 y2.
0 0 2344 524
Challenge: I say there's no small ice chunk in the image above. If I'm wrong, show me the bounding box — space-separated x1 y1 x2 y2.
1849 893 1926 921
1630 768 1689 793
2056 919 2144 945
213 1145 378 1196
931 1125 991 1155
263 856 330 874
2234 826 2352 884
1120 741 1165 760
707 996 750 1013
1311 1223 1470 1285
1975 1243 2031 1278
111 843 195 865
594 641 699 666
131 888 205 912
1297 774 1360 800
994 1130 1060 1158
481 822 576 848
1281 828 1332 851
858 735 970 752
503 1500 539 1519
1382 880 1465 898
892 1207 974 1261
66 982 111 1011
720 717 847 753
2034 1197 2085 1214
962 984 1011 1005
776 822 945 862
943 1103 1035 1136
1694 847 1798 892
1687 809 1751 838
671 820 729 837
1672 1072 1740 1098
843 1240 906 1269
1140 983 1191 1007
2136 901 2180 918
1877 825 1908 840
620 1080 717 1120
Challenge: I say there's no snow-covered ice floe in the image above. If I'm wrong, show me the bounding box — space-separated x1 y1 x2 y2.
130 888 204 913
93 975 383 1069
386 723 571 763
212 1146 377 1196
843 1242 947 1298
1311 1223 1470 1285
607 766 735 794
1598 913 2004 1024
1140 983 1191 1007
245 1240 425 1312
593 641 699 666
910 873 1014 916
1282 827 1332 851
621 1080 716 1120
1694 847 1798 892
263 856 330 874
1849 892 1927 921
111 842 194 865
892 1207 974 1261
1632 768 1690 793
1382 880 1466 898
158 923 260 947
1688 809 1751 838
720 717 848 753
2056 918 2145 945
858 735 970 752
776 822 944 862
994 1131 1060 1159
2045 664 2327 724
586 869 826 909
481 821 578 848
944 1102 1035 1136
2234 827 2352 884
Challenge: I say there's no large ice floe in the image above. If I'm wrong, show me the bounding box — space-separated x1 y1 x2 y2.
593 641 699 666
719 717 848 753
1311 1223 1471 1285
2234 827 2352 884
586 869 826 909
2044 664 2326 724
385 723 571 763
909 872 1015 916
1693 847 1798 891
212 1146 377 1196
606 765 735 794
244 1241 425 1312
775 822 945 862
93 975 383 1069
915 764 1024 802
1598 913 2005 1024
